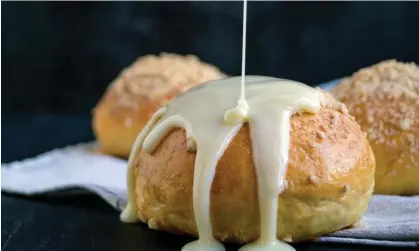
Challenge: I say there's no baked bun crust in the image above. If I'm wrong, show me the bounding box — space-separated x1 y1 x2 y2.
92 53 225 158
131 93 375 243
332 60 419 195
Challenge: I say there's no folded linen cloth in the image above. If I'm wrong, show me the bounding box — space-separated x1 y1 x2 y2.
1 143 418 248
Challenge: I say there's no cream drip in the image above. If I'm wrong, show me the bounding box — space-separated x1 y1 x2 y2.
121 76 322 251
120 106 167 223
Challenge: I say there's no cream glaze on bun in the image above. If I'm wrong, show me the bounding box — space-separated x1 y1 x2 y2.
121 76 375 251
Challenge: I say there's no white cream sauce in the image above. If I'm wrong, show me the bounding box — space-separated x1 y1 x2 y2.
120 106 167 223
121 76 322 251
122 2 321 251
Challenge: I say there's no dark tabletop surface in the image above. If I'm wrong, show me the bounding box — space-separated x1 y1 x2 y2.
1 114 417 251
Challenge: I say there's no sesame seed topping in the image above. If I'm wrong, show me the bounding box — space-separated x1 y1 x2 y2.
400 119 413 130
148 218 158 229
282 235 292 242
308 175 318 184
283 180 289 190
187 138 197 152
316 131 325 140
124 117 133 128
331 114 339 127
343 184 350 193
107 53 225 109
387 169 398 176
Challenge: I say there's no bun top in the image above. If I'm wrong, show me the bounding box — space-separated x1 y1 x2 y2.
332 59 419 154
108 53 226 109
333 59 419 102
122 76 365 251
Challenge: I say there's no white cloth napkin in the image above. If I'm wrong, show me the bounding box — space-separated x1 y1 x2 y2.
1 143 418 248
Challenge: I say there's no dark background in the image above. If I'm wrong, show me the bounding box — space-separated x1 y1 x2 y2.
3 1 419 115
2 1 419 161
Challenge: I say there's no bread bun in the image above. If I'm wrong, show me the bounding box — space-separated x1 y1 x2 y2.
130 91 375 243
92 53 225 158
332 60 419 195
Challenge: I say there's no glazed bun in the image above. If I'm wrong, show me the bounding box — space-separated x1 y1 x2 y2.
131 91 375 243
332 60 419 195
92 53 225 158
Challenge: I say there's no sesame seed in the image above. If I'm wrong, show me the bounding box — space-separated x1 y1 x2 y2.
308 175 318 184
148 219 158 229
316 131 325 140
187 138 197 152
343 184 350 193
283 180 289 190
282 235 292 242
400 119 413 131
387 169 398 176
124 117 133 128
331 114 339 126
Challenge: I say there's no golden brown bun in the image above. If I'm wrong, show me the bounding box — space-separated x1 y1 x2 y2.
92 53 226 158
131 92 375 243
332 60 419 195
